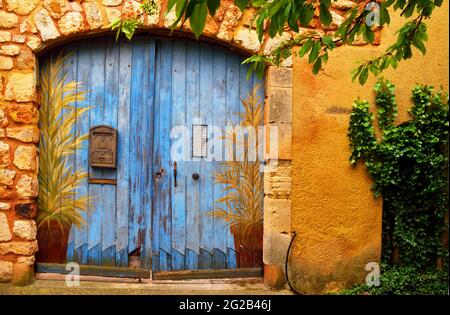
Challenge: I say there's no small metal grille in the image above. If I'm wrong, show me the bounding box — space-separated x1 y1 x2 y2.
192 124 208 158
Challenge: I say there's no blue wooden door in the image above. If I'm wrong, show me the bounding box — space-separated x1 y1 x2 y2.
38 36 263 275
151 40 264 274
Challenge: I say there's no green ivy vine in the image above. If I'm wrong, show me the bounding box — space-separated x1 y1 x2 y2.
348 79 449 274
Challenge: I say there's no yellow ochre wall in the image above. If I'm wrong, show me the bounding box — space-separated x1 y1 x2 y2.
290 2 449 294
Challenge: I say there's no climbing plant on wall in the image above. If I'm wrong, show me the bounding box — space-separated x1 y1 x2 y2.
347 78 449 293
112 0 445 84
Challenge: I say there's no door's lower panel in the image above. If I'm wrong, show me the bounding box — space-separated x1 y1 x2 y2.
36 263 151 279
152 268 262 280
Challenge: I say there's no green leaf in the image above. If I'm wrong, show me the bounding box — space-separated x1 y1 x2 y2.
299 39 313 57
359 68 369 85
207 0 220 15
299 4 315 27
322 35 334 46
319 1 333 26
312 57 322 74
189 1 208 38
235 0 249 11
308 41 321 63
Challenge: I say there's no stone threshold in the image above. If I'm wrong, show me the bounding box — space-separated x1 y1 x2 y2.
0 273 292 295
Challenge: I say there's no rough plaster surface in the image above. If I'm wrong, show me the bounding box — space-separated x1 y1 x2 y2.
290 3 449 294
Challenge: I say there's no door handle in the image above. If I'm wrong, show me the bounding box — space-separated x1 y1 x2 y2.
173 161 177 188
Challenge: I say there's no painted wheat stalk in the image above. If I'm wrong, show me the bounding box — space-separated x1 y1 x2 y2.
209 86 264 244
37 54 91 232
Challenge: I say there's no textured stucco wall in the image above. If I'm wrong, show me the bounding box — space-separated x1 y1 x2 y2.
290 2 449 294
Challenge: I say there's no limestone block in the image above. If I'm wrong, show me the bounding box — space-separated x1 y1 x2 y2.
263 232 291 266
266 87 292 124
13 220 37 241
12 35 26 44
233 27 262 53
16 49 35 70
0 261 13 282
43 0 69 19
263 32 292 56
34 9 60 41
26 35 42 51
0 45 20 56
5 72 36 102
0 213 12 241
14 145 37 170
0 169 15 186
8 105 38 124
15 175 39 199
0 140 10 168
106 8 121 25
0 240 38 255
331 0 356 10
17 255 35 265
103 0 122 6
58 12 85 35
0 11 19 29
20 20 38 34
5 0 39 15
264 123 292 161
83 2 103 29
217 5 242 41
0 31 12 42
264 197 291 234
322 11 345 31
267 67 293 88
7 126 39 143
0 202 11 211
0 56 13 70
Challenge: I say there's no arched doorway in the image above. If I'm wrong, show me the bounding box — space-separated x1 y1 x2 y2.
36 35 265 279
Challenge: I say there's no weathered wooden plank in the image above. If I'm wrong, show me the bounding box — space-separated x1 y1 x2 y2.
36 263 151 279
153 268 262 280
185 41 201 270
156 40 173 270
63 43 79 264
198 42 214 270
141 37 156 270
87 38 106 266
128 39 146 258
116 38 133 267
212 46 228 270
171 40 187 271
73 39 92 265
225 51 241 269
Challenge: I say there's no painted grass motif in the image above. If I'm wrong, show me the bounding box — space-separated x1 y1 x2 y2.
209 85 264 250
37 53 92 232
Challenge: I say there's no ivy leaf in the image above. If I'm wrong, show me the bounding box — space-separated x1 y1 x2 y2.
235 0 249 11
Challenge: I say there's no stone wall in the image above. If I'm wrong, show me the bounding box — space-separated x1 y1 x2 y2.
0 0 377 289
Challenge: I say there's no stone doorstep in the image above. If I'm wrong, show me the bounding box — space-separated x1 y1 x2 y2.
0 273 292 295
